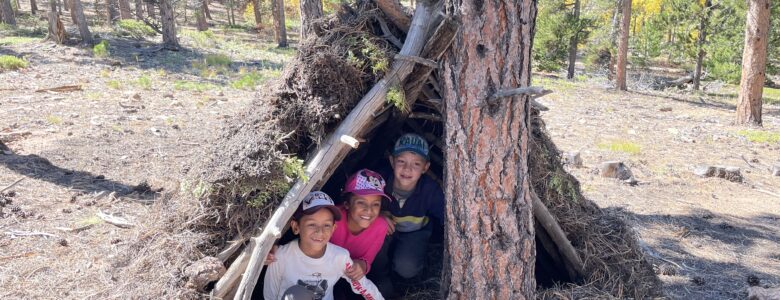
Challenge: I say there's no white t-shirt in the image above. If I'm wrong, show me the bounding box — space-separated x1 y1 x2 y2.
263 239 384 300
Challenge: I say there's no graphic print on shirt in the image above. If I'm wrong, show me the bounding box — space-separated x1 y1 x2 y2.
286 274 328 300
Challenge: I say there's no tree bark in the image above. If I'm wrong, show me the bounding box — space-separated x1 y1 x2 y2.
441 0 537 298
146 0 154 18
298 0 321 40
566 0 581 80
692 0 712 90
159 0 179 50
71 0 93 44
736 0 770 126
203 0 210 19
195 0 207 31
0 0 16 26
106 0 119 23
47 0 65 43
118 0 131 19
272 0 286 47
251 0 261 28
615 0 631 91
30 0 37 15
134 0 142 19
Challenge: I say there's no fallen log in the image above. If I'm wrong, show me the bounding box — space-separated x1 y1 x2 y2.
222 2 444 299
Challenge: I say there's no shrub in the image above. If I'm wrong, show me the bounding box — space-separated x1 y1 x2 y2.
0 55 28 70
115 20 156 39
93 41 110 57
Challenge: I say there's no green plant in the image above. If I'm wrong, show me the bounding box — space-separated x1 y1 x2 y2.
0 55 28 70
174 80 217 92
107 80 123 89
737 130 780 143
248 179 290 207
46 115 63 125
136 74 152 90
115 19 156 38
0 36 39 45
597 140 641 155
283 157 308 182
93 41 110 57
386 86 406 112
231 71 266 90
204 53 232 67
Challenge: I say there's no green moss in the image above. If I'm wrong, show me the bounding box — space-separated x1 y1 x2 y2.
386 86 407 112
0 55 28 70
93 41 110 57
737 130 780 143
597 140 641 155
231 71 265 90
549 171 579 202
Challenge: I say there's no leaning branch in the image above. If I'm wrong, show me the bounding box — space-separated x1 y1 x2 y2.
532 191 585 277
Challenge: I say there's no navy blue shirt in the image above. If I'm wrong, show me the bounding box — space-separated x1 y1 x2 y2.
380 169 445 232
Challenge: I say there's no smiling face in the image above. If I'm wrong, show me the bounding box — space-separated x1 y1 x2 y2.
389 151 430 191
291 208 336 258
345 194 382 234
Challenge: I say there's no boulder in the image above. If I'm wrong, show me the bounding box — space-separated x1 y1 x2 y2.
600 161 633 181
184 256 226 291
562 151 583 168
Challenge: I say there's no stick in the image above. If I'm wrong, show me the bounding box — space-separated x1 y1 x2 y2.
394 54 438 68
34 85 82 93
230 3 443 299
408 112 443 122
1 177 25 193
531 191 585 277
490 86 550 101
5 230 57 238
96 211 135 228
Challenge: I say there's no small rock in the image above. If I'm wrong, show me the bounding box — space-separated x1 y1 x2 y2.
184 256 226 292
163 93 174 98
659 107 673 112
772 165 780 176
599 161 634 181
694 165 743 182
132 93 141 100
691 276 706 286
58 239 68 247
748 286 780 300
149 127 161 136
562 151 583 168
747 274 761 287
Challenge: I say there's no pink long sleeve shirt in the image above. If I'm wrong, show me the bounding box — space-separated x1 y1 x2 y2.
329 206 388 273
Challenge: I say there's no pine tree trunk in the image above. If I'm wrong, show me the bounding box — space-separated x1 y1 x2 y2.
47 0 65 43
0 0 16 26
30 0 37 15
615 0 631 91
736 0 770 126
251 0 261 28
159 0 179 50
146 0 154 18
441 0 537 298
298 0 321 40
566 0 581 80
693 0 712 90
195 0 207 31
71 0 93 44
272 0 286 47
106 0 119 23
203 0 210 19
118 0 131 18
134 0 143 19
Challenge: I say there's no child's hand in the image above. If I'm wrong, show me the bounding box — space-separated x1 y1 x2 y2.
345 260 367 281
264 245 278 265
383 212 396 235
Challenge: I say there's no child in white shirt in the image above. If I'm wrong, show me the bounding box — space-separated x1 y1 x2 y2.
263 191 384 300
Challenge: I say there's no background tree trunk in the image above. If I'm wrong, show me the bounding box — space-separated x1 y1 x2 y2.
736 0 770 126
203 0 210 19
616 0 631 91
251 0 261 28
272 0 286 47
106 0 119 23
146 0 154 18
298 0 321 40
71 0 93 44
134 0 143 19
47 0 65 43
441 0 537 298
195 0 207 31
30 0 37 15
0 0 16 26
118 0 131 18
159 0 179 50
566 0 581 80
692 0 712 90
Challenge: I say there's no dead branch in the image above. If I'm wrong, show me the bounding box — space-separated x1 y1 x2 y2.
375 16 403 48
96 211 135 228
34 85 82 93
395 54 438 68
408 112 442 122
374 0 411 32
1 177 25 193
5 230 58 238
532 191 585 277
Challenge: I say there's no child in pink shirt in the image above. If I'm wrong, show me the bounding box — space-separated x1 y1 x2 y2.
331 169 391 297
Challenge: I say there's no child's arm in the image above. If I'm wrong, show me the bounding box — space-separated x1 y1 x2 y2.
342 259 385 300
264 245 278 265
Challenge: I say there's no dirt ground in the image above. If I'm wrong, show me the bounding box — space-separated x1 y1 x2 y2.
535 74 780 299
1 2 295 298
2 1 780 299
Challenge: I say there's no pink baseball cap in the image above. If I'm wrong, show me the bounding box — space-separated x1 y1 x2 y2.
343 169 392 201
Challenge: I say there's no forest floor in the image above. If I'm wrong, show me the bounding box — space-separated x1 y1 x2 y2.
2 1 780 299
0 2 298 298
535 74 780 299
